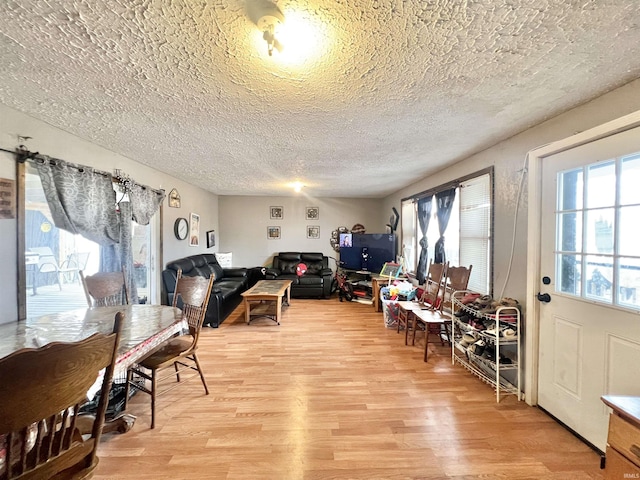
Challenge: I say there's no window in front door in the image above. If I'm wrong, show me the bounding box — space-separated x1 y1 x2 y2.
556 152 640 310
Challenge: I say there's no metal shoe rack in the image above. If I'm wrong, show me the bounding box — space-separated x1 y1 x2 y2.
450 290 521 402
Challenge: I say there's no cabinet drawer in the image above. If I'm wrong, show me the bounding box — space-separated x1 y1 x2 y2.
605 447 640 479
608 413 640 467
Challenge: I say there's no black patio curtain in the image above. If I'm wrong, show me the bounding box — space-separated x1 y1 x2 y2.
416 196 433 285
434 188 457 264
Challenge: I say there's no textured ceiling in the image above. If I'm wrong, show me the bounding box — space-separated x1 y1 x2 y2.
1 1 639 197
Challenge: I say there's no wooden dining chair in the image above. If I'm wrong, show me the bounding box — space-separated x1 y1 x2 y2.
125 270 214 429
414 264 472 361
395 261 447 346
395 302 416 345
418 260 447 310
411 308 447 361
439 264 473 315
0 312 123 479
80 268 130 307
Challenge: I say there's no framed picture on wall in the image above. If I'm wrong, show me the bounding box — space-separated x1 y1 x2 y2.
267 226 281 239
189 213 200 246
307 225 320 239
270 206 283 219
305 206 319 220
168 188 181 208
206 230 215 248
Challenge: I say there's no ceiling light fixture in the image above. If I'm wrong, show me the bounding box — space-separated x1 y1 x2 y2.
292 181 304 193
248 0 285 56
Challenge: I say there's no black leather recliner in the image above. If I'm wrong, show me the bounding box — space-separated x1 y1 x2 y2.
266 252 332 298
162 253 248 327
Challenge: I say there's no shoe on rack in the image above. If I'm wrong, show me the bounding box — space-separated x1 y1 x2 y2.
473 295 493 307
460 292 482 304
482 349 495 362
498 297 519 307
460 333 476 347
502 328 517 338
469 339 485 355
499 355 513 365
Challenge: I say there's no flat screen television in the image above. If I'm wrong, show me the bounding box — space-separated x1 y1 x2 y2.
339 233 396 273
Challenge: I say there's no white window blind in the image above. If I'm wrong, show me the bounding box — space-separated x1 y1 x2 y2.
401 199 416 273
459 174 491 294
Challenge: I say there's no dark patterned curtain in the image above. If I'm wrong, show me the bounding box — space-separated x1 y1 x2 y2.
34 157 119 245
434 188 457 264
101 202 138 304
416 196 433 285
33 155 165 305
129 183 165 225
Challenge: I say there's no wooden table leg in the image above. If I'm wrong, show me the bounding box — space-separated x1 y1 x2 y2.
276 297 282 325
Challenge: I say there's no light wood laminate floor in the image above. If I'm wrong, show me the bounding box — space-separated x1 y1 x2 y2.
94 297 604 479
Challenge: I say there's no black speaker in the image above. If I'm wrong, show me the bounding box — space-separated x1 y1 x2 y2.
361 247 369 271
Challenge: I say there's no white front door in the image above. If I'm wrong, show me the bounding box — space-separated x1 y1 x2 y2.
538 126 640 451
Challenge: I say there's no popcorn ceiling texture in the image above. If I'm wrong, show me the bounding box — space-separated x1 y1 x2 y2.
0 0 639 197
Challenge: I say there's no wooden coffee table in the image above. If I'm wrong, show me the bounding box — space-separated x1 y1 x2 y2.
241 280 292 325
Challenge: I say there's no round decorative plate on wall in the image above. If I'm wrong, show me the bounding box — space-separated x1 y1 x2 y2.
174 217 188 240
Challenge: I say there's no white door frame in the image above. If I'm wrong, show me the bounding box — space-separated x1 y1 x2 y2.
525 110 640 406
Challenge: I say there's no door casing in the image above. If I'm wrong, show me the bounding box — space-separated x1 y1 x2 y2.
525 110 640 406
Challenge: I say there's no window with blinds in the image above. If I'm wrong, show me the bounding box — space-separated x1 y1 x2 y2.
459 173 492 294
400 169 492 294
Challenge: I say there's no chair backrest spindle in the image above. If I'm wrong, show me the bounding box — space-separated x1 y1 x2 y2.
419 260 447 310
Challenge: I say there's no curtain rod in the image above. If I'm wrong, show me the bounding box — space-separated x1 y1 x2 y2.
0 146 164 195
401 166 494 203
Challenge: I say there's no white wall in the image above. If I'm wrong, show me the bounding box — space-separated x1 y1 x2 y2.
0 103 219 323
382 78 640 308
219 196 384 268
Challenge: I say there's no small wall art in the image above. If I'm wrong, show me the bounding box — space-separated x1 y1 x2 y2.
168 188 181 208
267 226 281 239
305 206 319 220
189 212 200 246
0 178 16 219
206 230 215 248
270 206 283 219
307 225 320 239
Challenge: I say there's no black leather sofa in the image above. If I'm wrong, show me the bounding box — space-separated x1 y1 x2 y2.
162 253 249 327
266 252 332 298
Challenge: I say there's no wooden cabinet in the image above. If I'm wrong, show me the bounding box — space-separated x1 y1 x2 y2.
601 395 640 479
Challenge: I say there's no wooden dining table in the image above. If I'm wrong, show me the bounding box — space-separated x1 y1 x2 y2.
0 304 184 433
